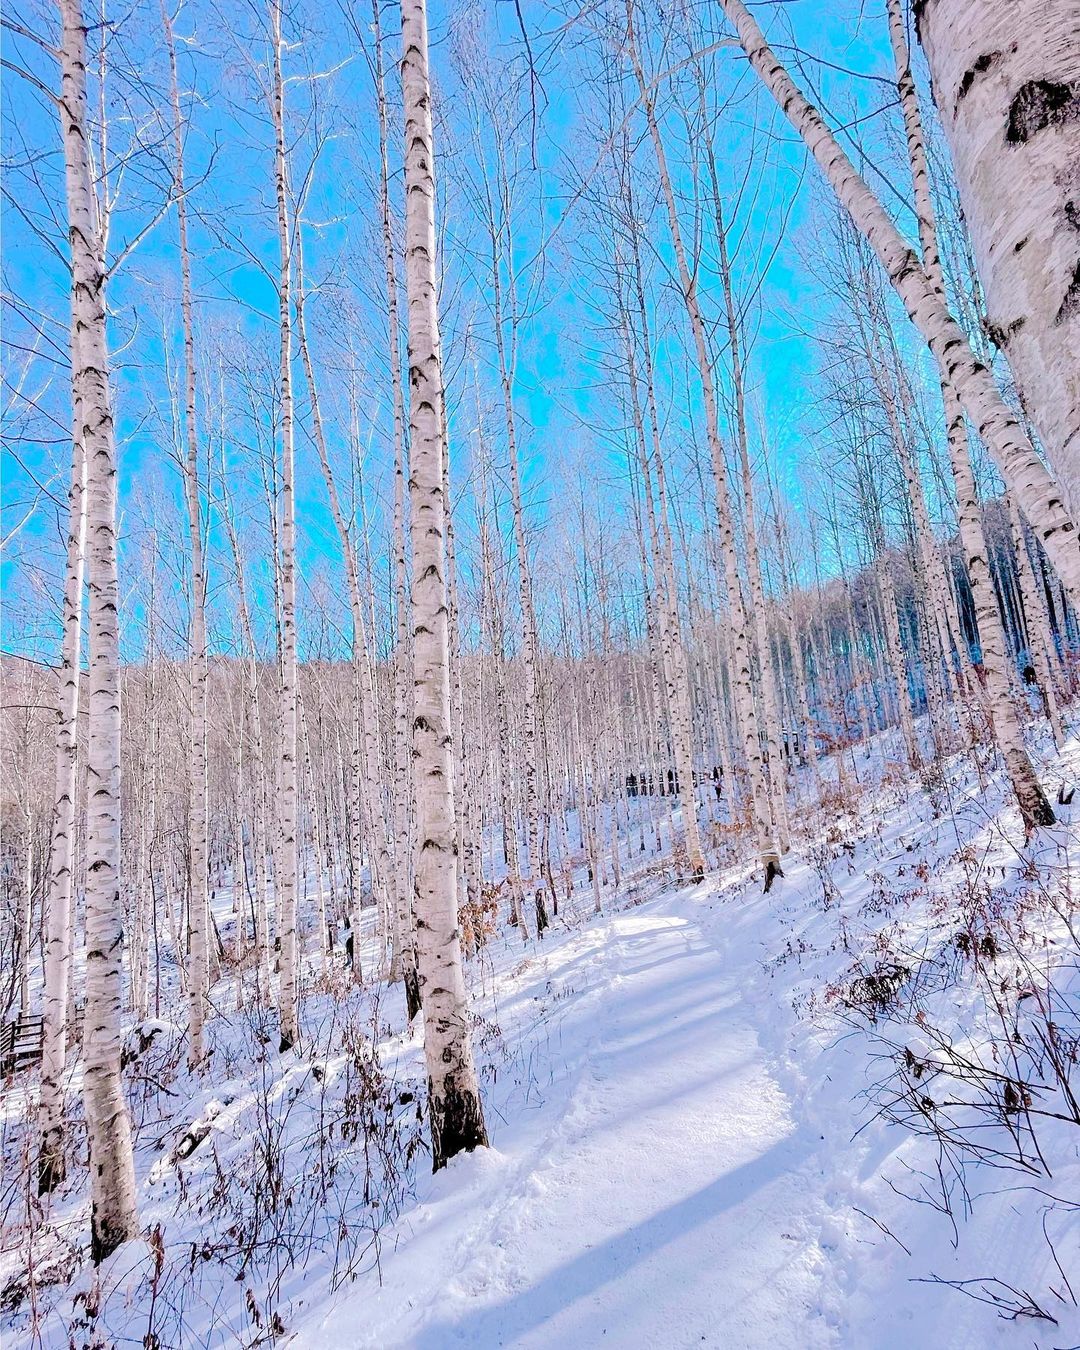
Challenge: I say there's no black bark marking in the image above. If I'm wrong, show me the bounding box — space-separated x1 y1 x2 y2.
91 1208 130 1266
1056 258 1080 325
1006 80 1080 144
535 888 549 938
428 1070 488 1171
985 316 1025 349
405 965 422 1022
911 0 933 44
1020 786 1057 836
957 50 1001 103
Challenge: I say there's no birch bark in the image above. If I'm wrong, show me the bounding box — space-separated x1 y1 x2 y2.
271 0 299 1050
59 0 138 1260
400 0 488 1167
916 0 1080 512
483 158 545 922
38 325 87 1195
886 0 1055 831
163 5 209 1067
1009 495 1065 749
718 0 1080 602
371 0 419 1013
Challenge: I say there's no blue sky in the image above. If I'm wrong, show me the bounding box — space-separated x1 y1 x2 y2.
1 0 953 665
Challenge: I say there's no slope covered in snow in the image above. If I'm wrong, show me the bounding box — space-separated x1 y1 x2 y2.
307 899 829 1349
294 735 1079 1350
3 732 1078 1348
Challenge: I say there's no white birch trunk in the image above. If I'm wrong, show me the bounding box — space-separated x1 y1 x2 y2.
298 690 329 973
887 0 1056 832
271 0 299 1050
1009 495 1066 749
59 0 138 1261
400 0 488 1167
164 6 209 1068
876 553 920 764
916 0 1080 511
484 177 546 922
38 331 87 1195
719 0 1080 602
371 0 419 1011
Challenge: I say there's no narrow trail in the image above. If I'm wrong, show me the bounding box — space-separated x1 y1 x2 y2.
311 891 837 1349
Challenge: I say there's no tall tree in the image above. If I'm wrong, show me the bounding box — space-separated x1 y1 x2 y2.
399 0 489 1167
37 324 87 1196
886 0 1055 832
370 0 420 1014
163 2 210 1067
915 0 1080 512
717 0 1080 603
271 0 300 1051
59 0 138 1261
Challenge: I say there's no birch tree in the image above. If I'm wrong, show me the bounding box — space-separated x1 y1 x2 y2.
717 0 1080 603
885 0 1055 831
37 328 87 1196
59 0 138 1261
271 0 299 1050
399 0 488 1167
369 0 420 1015
163 2 210 1067
915 0 1080 512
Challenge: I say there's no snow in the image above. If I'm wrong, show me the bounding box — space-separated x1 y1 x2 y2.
297 735 1078 1349
3 727 1078 1349
311 902 828 1349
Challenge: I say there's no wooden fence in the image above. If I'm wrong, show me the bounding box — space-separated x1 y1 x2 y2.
1 1008 84 1075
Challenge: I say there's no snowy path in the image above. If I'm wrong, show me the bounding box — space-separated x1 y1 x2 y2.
309 894 834 1349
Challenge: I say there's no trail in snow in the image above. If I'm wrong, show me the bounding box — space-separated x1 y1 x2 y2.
6 736 1074 1350
308 895 834 1349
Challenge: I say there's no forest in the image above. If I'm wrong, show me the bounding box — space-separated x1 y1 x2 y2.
1 0 1078 1345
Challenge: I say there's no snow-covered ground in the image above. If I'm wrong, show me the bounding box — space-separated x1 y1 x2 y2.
3 729 1078 1348
307 896 830 1349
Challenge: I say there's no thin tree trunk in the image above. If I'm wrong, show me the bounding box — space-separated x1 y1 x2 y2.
1009 494 1066 749
370 0 420 1014
163 5 209 1068
221 445 271 1003
886 0 1055 832
626 1 781 888
59 0 138 1260
399 0 488 1168
271 0 299 1050
718 0 1080 602
38 317 87 1195
483 155 546 926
